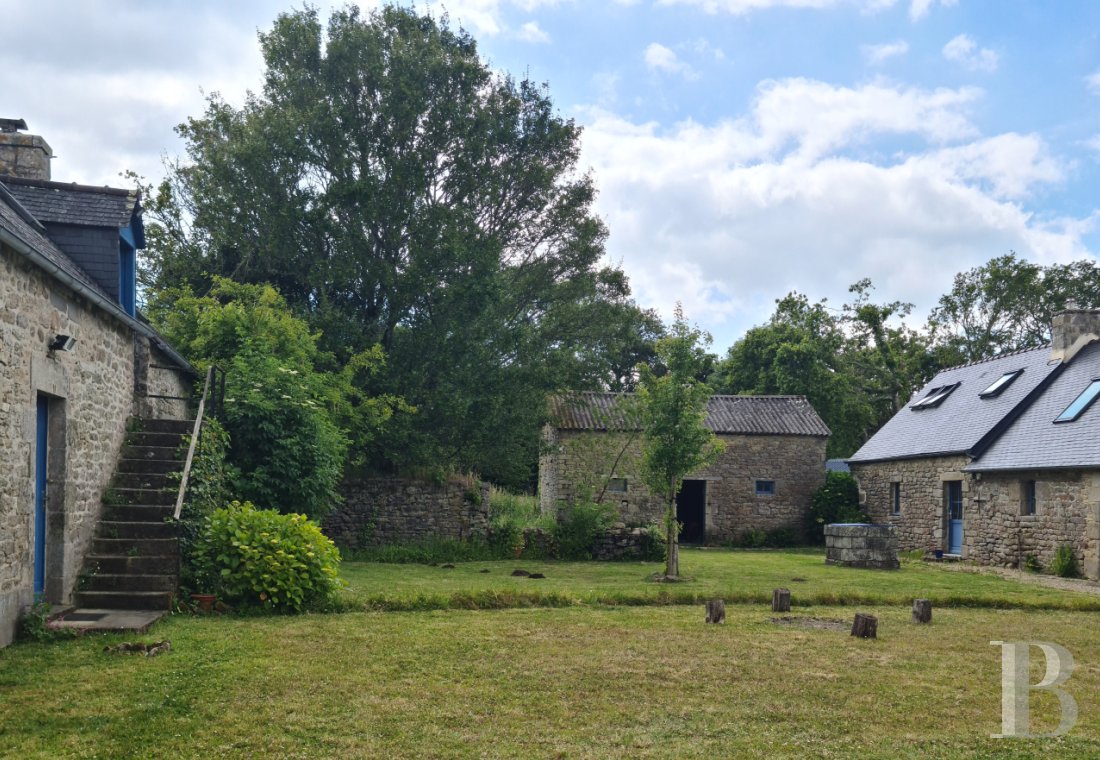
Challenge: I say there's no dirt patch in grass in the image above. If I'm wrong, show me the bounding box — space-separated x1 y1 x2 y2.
770 615 849 631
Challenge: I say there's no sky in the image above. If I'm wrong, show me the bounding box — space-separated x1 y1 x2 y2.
4 0 1100 351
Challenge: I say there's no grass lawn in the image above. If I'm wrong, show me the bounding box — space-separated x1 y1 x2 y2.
338 548 1100 612
1 604 1098 758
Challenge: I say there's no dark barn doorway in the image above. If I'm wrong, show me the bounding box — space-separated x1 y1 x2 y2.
676 479 706 544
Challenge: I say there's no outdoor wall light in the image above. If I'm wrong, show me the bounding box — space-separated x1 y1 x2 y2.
48 334 76 352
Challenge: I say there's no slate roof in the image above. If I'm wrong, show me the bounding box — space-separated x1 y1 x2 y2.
826 459 851 473
966 341 1100 471
0 180 112 300
2 176 141 235
847 346 1062 464
549 392 831 437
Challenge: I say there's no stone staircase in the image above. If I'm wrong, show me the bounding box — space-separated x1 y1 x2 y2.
74 418 193 611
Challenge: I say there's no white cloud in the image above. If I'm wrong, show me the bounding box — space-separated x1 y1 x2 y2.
942 34 999 73
1086 70 1100 95
577 78 1087 344
862 40 909 65
517 20 550 43
657 0 895 13
644 43 700 80
909 0 956 21
423 0 567 36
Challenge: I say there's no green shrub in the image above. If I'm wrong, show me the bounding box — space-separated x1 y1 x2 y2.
738 528 767 548
764 527 799 548
175 419 232 595
807 472 866 543
553 500 617 560
1050 545 1080 578
194 501 342 612
1023 555 1042 573
487 487 553 559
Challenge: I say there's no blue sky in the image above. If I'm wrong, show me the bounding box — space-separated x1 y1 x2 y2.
4 0 1100 351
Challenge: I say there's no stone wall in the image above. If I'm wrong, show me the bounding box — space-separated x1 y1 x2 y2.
539 428 827 543
325 477 490 548
850 457 1100 578
824 523 899 569
0 242 137 646
133 338 192 420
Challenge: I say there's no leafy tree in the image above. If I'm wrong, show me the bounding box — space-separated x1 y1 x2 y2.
637 307 724 579
807 472 866 544
144 5 654 487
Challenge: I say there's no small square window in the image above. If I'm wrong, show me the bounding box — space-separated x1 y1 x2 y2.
755 479 775 496
891 482 901 516
1022 480 1037 516
607 478 628 493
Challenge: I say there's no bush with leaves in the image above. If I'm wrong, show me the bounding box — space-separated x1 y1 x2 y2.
553 500 618 560
1050 544 1080 578
807 472 867 543
194 501 343 612
176 418 232 594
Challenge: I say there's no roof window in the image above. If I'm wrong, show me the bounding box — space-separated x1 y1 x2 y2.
979 369 1023 399
1054 379 1100 423
911 383 960 410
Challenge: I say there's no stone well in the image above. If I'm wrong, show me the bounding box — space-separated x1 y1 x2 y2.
824 523 899 569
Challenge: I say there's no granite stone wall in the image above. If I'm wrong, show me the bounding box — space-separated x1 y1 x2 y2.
824 523 899 569
539 428 827 543
325 477 491 548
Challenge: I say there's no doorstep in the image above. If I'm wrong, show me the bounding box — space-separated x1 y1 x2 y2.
50 608 167 633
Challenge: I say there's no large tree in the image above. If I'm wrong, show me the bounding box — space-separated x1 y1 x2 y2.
145 5 654 486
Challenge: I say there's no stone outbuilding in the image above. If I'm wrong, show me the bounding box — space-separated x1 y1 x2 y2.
848 306 1100 579
0 120 193 646
539 392 830 543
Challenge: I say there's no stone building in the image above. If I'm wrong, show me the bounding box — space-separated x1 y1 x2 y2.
848 306 1100 578
539 392 830 543
0 120 193 646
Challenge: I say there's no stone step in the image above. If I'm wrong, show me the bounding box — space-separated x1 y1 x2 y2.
138 418 195 435
117 458 182 475
98 521 177 540
81 573 178 592
105 487 176 506
86 554 178 575
126 431 189 449
120 445 180 462
102 505 175 523
91 537 178 557
111 471 176 490
74 590 174 611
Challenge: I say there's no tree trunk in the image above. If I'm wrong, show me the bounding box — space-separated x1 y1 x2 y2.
911 599 932 624
851 613 878 639
665 495 679 578
772 588 791 612
705 599 725 624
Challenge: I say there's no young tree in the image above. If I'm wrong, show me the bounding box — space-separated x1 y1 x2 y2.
637 307 724 579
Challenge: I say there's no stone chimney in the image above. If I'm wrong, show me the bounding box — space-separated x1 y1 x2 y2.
0 118 52 181
1050 301 1100 362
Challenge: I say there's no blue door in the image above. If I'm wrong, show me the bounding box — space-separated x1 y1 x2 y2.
946 481 963 556
34 396 48 598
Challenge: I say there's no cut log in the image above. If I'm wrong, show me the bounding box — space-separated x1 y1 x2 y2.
851 613 878 639
912 599 932 624
705 599 726 624
772 588 791 613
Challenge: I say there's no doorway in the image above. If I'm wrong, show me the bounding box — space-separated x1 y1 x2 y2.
676 479 706 544
946 480 963 556
34 395 48 599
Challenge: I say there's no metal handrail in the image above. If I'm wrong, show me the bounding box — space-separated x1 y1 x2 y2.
172 364 225 520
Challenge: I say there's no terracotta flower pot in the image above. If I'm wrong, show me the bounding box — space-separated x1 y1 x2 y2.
190 593 216 613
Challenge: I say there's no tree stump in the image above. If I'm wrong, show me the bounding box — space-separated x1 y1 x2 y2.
705 599 726 624
851 613 877 639
912 599 932 624
772 588 791 612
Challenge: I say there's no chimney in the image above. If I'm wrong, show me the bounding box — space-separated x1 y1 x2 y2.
0 118 52 181
1050 301 1100 363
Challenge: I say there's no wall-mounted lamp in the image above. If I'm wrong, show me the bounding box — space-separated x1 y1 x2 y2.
48 334 76 352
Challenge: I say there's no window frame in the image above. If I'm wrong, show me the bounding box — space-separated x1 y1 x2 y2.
891 482 901 516
754 479 775 496
979 369 1023 399
606 477 628 494
1054 379 1100 423
1022 480 1037 516
911 382 960 409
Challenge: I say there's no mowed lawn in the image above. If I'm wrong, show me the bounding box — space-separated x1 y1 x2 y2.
339 548 1100 611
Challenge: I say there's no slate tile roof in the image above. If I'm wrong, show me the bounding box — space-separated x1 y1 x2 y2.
2 176 139 230
549 391 831 437
847 346 1061 464
966 341 1100 471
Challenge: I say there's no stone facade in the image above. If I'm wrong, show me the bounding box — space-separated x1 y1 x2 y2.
324 477 491 548
824 523 899 569
0 131 52 181
850 458 1100 578
539 428 828 543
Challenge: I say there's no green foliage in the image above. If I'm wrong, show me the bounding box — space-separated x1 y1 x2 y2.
737 528 767 549
1050 545 1081 578
345 538 500 564
17 601 78 643
637 306 724 577
1024 555 1042 573
808 472 867 543
194 501 343 612
764 527 799 548
487 487 552 558
553 500 617 560
176 418 232 593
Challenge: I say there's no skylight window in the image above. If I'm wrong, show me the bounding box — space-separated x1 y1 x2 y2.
911 383 960 410
1054 379 1100 423
979 369 1023 398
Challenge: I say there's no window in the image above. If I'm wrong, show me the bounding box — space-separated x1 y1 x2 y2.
979 369 1023 398
755 479 775 496
911 383 960 409
607 478 628 493
1054 379 1100 423
891 482 901 516
1022 480 1037 516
